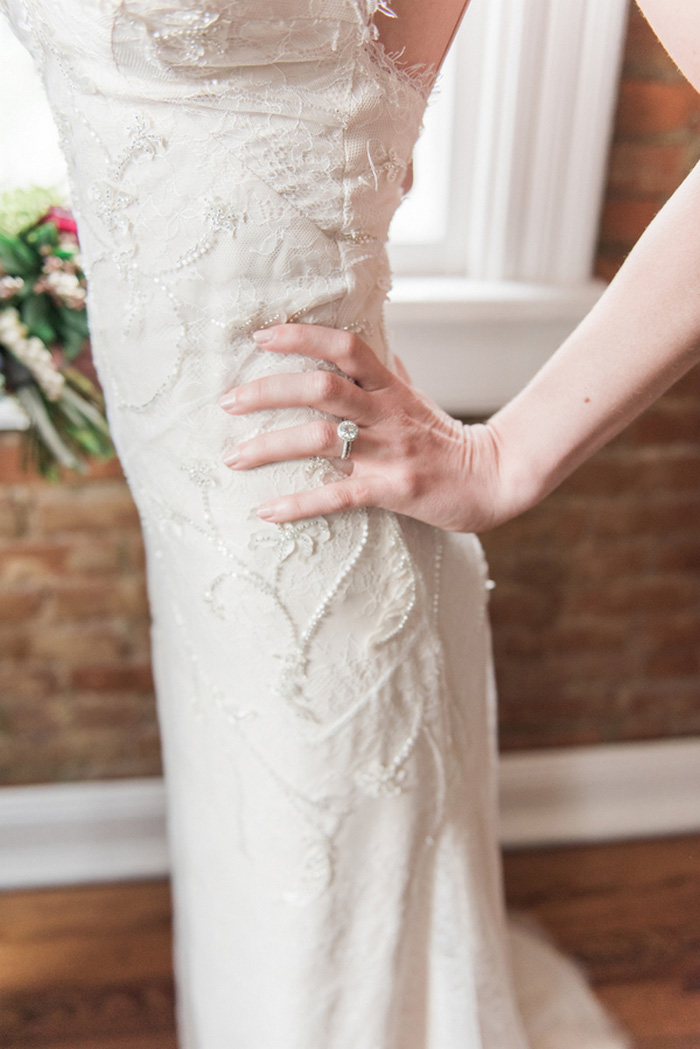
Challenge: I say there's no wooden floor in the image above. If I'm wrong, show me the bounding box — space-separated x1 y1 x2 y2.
1 834 698 1048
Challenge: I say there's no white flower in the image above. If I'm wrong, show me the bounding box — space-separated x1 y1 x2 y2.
0 276 24 301
0 307 65 401
0 307 26 348
45 269 86 306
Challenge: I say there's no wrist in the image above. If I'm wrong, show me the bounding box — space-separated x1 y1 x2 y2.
483 413 555 523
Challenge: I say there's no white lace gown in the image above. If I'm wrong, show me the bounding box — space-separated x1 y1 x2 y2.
3 2 633 1046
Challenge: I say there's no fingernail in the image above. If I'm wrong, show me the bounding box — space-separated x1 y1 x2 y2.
252 327 275 345
256 505 277 521
223 449 241 467
218 390 237 409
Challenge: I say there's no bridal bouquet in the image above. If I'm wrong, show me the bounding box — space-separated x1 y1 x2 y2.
0 188 114 479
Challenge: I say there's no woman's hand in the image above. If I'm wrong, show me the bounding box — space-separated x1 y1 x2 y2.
218 323 525 533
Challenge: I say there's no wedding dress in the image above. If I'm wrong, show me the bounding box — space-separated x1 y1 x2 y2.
3 2 633 1046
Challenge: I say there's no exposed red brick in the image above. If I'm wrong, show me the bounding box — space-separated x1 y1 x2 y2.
652 537 700 572
28 626 129 664
666 361 700 400
559 455 654 497
0 432 123 487
494 617 629 659
614 79 700 136
584 495 700 538
564 577 698 617
622 6 687 82
0 541 72 582
646 452 700 491
49 577 149 621
487 583 560 628
594 252 629 283
0 434 47 486
0 725 164 786
645 643 700 678
63 693 156 730
619 681 700 719
638 612 700 650
64 538 127 575
0 494 28 540
0 667 57 701
567 539 651 581
0 627 31 660
625 401 700 445
0 590 45 621
122 533 147 572
599 197 662 247
70 663 154 692
482 502 587 550
608 142 689 196
31 485 140 535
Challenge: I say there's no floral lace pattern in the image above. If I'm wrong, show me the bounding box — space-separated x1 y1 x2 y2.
1 2 631 1048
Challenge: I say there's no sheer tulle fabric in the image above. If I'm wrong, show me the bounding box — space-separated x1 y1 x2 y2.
2 1 632 1046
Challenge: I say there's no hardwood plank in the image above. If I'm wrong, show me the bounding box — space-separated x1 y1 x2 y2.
503 834 700 1046
0 882 172 941
633 1039 700 1049
0 882 174 993
0 834 698 1047
1 979 175 1048
0 926 174 992
4 1036 178 1049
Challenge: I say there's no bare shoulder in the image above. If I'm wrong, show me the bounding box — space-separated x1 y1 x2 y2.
372 0 471 73
636 0 700 92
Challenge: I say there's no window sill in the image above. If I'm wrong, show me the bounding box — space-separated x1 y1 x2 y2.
386 276 607 416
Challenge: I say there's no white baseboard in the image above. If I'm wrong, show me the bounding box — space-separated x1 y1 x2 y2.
0 777 169 890
1 738 699 890
498 737 700 848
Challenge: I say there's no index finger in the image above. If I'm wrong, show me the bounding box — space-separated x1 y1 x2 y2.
251 323 394 391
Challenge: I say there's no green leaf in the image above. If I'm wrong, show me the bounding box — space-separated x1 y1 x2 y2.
57 307 90 359
0 233 38 277
72 428 104 455
61 331 87 359
20 293 56 344
62 364 103 405
57 306 89 335
26 223 58 250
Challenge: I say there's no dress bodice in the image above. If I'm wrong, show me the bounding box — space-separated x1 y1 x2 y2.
1 0 434 429
2 0 433 294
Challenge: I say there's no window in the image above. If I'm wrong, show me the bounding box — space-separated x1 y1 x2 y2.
385 0 629 413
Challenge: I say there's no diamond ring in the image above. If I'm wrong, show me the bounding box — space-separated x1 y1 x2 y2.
337 419 359 460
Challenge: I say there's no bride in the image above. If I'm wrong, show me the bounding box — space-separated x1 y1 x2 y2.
3 0 698 1046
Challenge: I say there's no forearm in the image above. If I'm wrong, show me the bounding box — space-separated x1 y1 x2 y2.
488 158 700 512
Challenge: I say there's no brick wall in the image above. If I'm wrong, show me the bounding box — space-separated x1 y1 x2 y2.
1 2 699 785
0 451 162 783
483 2 700 750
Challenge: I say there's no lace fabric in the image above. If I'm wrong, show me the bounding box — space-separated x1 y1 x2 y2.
2 2 632 1047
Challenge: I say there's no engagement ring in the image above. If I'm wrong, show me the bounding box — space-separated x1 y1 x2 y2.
337 419 359 460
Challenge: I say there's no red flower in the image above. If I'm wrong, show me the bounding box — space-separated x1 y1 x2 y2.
40 206 78 236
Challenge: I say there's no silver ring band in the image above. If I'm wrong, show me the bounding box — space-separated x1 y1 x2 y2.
337 419 359 460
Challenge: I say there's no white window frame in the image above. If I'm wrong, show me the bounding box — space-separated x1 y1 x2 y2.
386 0 629 415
